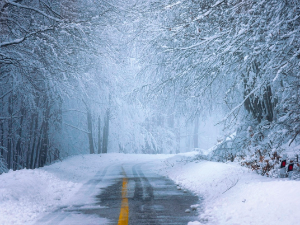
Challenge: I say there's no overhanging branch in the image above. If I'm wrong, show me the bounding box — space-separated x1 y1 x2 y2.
5 0 62 22
63 122 90 134
0 27 54 48
217 81 266 125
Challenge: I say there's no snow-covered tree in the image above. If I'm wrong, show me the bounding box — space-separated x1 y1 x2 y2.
138 0 300 161
0 0 117 169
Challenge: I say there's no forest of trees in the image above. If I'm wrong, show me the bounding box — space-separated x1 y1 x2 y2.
0 0 116 171
0 0 299 173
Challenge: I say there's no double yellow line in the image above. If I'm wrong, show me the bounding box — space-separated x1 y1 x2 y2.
118 168 129 225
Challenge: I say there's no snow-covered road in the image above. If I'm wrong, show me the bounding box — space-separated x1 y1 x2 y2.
1 152 300 225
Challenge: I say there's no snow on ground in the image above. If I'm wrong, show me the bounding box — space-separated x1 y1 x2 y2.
0 153 171 225
1 152 299 225
159 152 300 225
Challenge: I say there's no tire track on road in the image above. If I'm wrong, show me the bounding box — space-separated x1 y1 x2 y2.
130 163 159 224
129 162 200 225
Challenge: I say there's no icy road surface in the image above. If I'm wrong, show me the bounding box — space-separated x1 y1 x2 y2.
34 159 199 225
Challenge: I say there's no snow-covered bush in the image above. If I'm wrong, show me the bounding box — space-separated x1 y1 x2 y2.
210 115 300 178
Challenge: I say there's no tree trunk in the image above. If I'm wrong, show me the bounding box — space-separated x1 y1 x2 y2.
102 109 110 154
7 94 13 170
15 103 25 170
0 95 4 158
193 116 199 149
87 107 95 154
34 119 45 168
97 116 101 154
176 126 180 154
39 102 50 167
30 115 38 169
26 114 35 169
34 131 42 169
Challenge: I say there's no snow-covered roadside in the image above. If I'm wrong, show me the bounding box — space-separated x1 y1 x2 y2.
2 152 299 225
0 153 171 225
0 155 105 225
159 152 300 225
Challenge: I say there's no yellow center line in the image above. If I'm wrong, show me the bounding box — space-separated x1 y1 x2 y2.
118 168 129 225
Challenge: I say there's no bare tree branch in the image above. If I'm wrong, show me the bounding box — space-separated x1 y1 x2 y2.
63 122 90 134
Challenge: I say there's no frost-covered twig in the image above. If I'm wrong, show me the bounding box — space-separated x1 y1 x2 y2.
222 179 239 194
289 131 300 146
164 160 174 167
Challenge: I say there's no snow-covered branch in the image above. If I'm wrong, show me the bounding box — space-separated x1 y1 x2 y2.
0 27 54 48
218 82 266 124
0 89 12 99
63 123 90 134
0 37 25 48
5 0 62 22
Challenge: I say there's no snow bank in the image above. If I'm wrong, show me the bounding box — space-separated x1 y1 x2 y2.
160 153 300 224
0 169 75 224
0 155 104 225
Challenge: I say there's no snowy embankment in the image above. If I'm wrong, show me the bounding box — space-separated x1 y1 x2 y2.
159 152 300 225
0 155 105 225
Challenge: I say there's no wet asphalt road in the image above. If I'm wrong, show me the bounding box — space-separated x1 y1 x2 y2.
35 162 200 225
